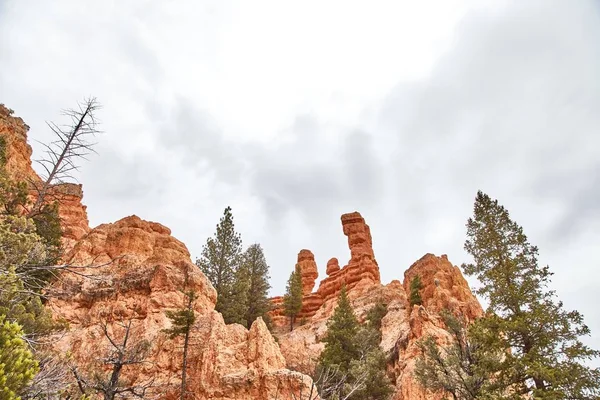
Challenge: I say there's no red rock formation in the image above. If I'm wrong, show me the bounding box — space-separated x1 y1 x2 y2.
269 212 381 330
49 216 313 399
0 104 90 251
297 249 318 295
269 212 482 400
326 257 340 275
403 253 482 323
0 104 38 182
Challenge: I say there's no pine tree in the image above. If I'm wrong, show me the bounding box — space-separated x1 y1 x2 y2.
164 290 197 400
196 206 243 324
0 315 39 400
319 286 360 372
241 244 272 329
461 191 600 399
283 265 303 332
349 302 394 400
409 275 423 306
317 290 393 400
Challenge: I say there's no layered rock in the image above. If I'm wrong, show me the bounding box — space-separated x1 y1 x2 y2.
297 249 318 295
48 216 313 399
3 106 312 399
0 104 90 251
270 212 382 330
270 212 482 400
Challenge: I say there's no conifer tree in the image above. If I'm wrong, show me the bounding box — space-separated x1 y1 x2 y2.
241 244 272 329
409 275 423 306
164 290 197 400
461 191 600 399
283 265 303 332
319 286 360 372
317 290 393 400
196 206 243 324
0 315 39 400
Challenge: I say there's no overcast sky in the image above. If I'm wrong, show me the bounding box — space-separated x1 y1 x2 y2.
1 0 599 360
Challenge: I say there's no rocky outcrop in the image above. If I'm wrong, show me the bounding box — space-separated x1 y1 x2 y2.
270 212 382 330
49 216 313 399
0 105 90 251
297 249 319 295
3 105 485 399
270 212 482 400
2 105 311 399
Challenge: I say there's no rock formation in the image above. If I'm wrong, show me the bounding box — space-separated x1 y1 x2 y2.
0 104 90 251
1 106 312 400
2 105 485 399
270 214 483 400
48 216 312 399
297 249 319 295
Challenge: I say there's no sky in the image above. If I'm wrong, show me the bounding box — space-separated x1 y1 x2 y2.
1 0 599 361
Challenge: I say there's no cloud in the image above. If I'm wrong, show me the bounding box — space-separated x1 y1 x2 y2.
1 0 599 363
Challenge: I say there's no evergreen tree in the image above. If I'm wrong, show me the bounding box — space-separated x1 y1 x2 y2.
0 315 39 400
409 275 423 306
283 265 303 332
164 290 197 400
241 243 272 329
461 191 600 399
349 302 394 400
196 206 243 324
319 286 360 372
318 290 393 400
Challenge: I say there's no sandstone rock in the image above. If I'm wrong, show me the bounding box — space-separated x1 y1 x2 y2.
325 258 339 275
48 215 313 399
297 249 318 295
269 212 482 400
269 212 381 331
0 105 90 252
403 253 482 322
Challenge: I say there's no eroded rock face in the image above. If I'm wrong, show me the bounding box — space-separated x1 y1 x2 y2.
270 212 482 400
0 105 90 251
49 216 313 399
297 249 319 295
270 212 382 330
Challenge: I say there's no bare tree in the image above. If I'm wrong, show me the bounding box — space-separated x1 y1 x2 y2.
71 319 155 400
22 352 74 399
275 365 368 400
29 97 101 217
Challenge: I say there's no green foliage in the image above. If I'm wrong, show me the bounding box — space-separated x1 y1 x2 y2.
409 275 423 306
164 291 197 339
0 215 64 339
0 271 62 338
319 286 360 371
317 289 393 400
240 243 272 329
196 206 244 324
0 143 62 290
415 310 498 400
283 265 303 331
0 315 39 399
164 290 197 400
365 301 387 338
460 191 600 399
31 202 63 266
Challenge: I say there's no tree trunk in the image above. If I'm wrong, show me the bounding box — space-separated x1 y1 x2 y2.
181 328 190 400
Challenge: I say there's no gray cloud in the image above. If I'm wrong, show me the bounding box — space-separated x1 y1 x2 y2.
1 0 598 364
